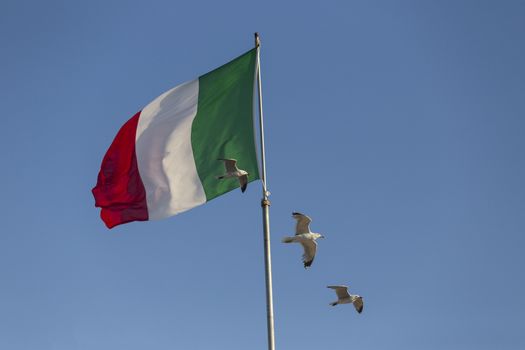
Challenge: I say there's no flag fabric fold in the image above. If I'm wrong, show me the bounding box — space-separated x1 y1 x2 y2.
92 49 259 228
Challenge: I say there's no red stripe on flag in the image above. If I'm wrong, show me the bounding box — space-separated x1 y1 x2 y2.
92 112 148 228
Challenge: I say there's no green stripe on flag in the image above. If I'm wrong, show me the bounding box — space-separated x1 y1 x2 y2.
191 48 259 200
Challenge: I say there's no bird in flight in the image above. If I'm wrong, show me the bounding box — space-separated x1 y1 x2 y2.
327 285 364 313
216 158 249 192
281 212 325 268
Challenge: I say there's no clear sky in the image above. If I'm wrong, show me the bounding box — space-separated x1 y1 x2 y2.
1 1 525 349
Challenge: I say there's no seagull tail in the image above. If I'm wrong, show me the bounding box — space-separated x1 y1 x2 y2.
281 237 294 243
330 302 338 307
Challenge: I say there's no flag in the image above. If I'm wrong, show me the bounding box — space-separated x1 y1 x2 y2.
92 49 260 228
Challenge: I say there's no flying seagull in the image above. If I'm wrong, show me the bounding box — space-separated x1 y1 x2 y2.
216 158 249 192
281 212 324 268
327 285 364 313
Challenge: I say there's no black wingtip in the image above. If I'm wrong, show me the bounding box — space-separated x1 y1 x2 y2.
303 260 313 268
292 212 303 216
241 183 247 193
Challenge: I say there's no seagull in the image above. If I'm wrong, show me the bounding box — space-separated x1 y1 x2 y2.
281 212 324 268
327 285 364 313
216 158 249 192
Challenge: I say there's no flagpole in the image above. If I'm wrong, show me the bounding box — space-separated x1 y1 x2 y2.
255 32 275 350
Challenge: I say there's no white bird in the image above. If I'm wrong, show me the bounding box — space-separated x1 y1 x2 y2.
281 212 324 268
327 285 364 313
216 158 249 192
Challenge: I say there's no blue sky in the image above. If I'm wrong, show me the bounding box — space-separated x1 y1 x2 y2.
1 1 525 349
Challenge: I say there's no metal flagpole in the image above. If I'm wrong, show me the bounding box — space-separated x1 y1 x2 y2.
254 32 275 350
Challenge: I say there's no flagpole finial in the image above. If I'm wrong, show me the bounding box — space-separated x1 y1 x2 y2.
254 32 261 48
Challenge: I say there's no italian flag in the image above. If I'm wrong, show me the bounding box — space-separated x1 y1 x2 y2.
92 49 260 228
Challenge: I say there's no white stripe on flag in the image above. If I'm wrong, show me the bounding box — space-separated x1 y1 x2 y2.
135 79 206 219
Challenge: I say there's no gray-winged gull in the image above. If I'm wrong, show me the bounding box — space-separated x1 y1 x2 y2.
327 285 364 313
281 212 325 268
216 158 249 192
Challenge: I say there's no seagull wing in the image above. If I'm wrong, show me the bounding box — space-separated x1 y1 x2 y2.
327 285 350 300
353 296 364 313
239 175 248 193
218 158 238 173
300 239 317 268
292 212 312 235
